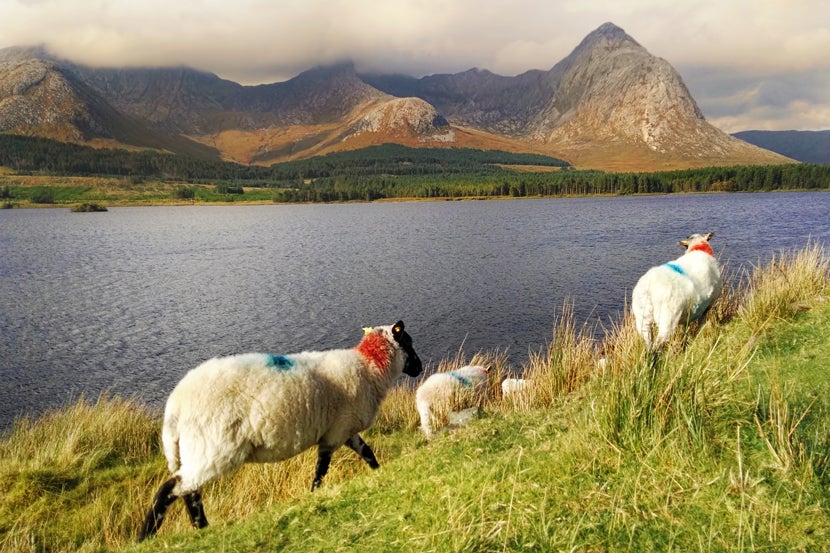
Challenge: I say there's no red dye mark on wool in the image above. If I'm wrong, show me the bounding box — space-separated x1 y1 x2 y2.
356 332 391 371
688 241 715 256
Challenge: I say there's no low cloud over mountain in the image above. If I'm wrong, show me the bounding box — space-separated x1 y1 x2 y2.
0 24 792 171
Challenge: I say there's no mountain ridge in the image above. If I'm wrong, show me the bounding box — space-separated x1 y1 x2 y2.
0 23 793 171
732 130 830 164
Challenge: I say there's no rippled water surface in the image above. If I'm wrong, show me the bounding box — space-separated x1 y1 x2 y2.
2 192 828 428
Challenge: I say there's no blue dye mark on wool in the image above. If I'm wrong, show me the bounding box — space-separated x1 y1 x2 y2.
265 354 295 371
450 371 473 387
664 262 686 276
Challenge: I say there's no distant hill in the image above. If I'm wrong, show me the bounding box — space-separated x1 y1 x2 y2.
0 23 792 172
732 130 830 164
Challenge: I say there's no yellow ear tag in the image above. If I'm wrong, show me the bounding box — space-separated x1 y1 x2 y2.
363 327 373 335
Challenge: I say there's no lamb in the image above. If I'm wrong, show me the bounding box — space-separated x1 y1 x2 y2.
415 365 489 439
138 320 422 541
501 378 530 399
631 232 722 352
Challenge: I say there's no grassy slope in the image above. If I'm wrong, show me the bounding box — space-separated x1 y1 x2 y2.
1 246 828 552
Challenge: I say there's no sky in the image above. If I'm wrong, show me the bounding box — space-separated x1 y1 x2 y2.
1 0 828 133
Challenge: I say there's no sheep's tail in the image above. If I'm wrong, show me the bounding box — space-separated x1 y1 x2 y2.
161 410 181 475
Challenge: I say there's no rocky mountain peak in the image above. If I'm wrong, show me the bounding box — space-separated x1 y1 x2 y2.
527 22 757 168
0 54 93 141
0 24 792 171
583 21 639 45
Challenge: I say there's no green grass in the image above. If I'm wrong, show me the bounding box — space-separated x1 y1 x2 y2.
1 244 828 552
0 176 279 208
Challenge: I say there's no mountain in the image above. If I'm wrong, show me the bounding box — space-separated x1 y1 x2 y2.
0 24 792 171
732 130 830 164
363 23 791 171
68 61 463 164
0 47 219 159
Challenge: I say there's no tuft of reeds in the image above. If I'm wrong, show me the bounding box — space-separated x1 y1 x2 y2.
519 301 601 410
0 394 157 474
738 242 829 332
0 395 160 552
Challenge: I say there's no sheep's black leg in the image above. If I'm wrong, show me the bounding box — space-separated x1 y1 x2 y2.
346 434 380 470
312 445 335 490
138 477 179 542
183 489 209 529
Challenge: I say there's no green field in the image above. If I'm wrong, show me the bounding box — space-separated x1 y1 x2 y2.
0 175 281 208
1 244 828 552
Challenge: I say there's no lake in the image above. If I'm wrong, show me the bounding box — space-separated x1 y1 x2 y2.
1 191 828 430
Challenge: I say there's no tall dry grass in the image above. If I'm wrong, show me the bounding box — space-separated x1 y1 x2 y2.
361 243 829 446
738 242 829 330
0 395 160 552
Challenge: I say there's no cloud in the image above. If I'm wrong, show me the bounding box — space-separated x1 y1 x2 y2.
0 0 828 130
680 64 830 132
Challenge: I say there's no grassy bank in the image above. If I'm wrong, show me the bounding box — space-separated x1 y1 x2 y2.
1 244 828 552
0 175 279 208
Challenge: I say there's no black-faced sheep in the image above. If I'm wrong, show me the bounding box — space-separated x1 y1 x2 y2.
138 321 422 541
631 233 722 351
415 365 489 439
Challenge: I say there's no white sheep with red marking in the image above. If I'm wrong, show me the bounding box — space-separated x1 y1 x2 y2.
415 365 489 439
139 321 422 541
631 233 722 352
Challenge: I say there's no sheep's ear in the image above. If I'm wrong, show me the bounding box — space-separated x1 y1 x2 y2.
705 232 715 241
392 321 405 337
363 327 373 335
678 238 689 248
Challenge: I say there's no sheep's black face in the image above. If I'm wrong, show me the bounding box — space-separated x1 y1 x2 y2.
392 320 423 377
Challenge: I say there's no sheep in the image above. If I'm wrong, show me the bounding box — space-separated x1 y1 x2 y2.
415 365 489 439
500 377 532 407
500 378 529 398
631 232 722 352
138 320 422 541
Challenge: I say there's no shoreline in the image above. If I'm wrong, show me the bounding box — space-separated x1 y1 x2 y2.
3 186 828 210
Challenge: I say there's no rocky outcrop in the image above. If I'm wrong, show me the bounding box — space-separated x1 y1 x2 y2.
345 97 453 143
0 57 94 141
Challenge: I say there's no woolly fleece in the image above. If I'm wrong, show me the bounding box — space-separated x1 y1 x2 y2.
631 233 722 351
162 324 410 494
415 365 489 438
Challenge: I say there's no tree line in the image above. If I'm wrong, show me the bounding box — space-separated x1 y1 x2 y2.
1 134 829 202
269 164 830 203
0 135 568 182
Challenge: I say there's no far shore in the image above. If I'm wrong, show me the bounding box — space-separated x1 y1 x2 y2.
3 176 826 210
